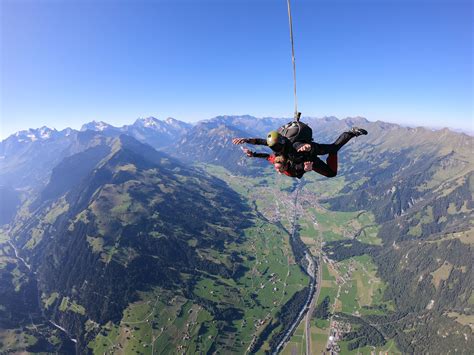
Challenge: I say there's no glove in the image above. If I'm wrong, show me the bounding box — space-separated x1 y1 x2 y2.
232 138 249 145
242 148 254 157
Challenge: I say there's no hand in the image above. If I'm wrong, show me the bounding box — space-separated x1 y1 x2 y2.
232 138 247 145
304 161 313 171
297 143 311 152
242 148 253 157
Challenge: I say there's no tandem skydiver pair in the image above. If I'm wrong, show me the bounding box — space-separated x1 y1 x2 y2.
232 124 368 179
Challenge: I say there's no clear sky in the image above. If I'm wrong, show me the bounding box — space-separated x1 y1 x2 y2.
1 0 472 139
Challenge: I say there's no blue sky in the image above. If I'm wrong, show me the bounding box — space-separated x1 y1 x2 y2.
1 0 472 138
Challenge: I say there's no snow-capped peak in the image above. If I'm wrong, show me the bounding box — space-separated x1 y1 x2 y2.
80 120 115 132
39 126 54 139
92 121 109 131
11 126 57 142
60 127 75 136
144 117 161 128
133 117 161 128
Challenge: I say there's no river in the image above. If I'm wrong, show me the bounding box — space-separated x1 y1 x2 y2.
273 184 319 354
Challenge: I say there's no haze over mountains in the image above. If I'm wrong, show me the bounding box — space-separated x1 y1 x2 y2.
0 115 472 354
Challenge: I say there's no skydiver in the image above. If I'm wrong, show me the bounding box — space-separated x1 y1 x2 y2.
240 148 308 178
232 131 306 163
241 147 340 179
232 127 368 178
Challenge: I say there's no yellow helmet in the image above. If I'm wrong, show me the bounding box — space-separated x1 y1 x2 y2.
266 131 284 148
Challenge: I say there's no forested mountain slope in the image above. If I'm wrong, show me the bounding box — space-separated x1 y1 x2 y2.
306 121 473 353
1 115 472 354
1 134 266 352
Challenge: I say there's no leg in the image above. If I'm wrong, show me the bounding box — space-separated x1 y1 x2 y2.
333 131 355 150
311 132 355 155
311 153 337 177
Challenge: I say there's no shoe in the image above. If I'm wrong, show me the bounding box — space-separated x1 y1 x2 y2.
349 127 368 137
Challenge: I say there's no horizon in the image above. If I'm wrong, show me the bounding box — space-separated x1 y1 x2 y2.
1 0 472 139
2 114 473 140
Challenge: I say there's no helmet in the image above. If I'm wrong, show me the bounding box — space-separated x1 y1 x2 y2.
266 131 285 150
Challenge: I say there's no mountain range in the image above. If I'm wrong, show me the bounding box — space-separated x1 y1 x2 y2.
0 115 472 354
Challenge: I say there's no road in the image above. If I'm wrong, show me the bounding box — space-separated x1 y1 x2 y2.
305 255 322 355
273 184 320 354
274 253 316 354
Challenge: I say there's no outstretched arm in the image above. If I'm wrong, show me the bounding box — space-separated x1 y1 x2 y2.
241 148 270 159
232 138 268 146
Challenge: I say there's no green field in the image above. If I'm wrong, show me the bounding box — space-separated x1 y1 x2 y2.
317 287 338 307
339 338 401 354
88 289 216 355
317 255 398 353
88 164 309 354
314 331 329 353
300 219 392 354
336 255 393 315
302 175 347 198
0 229 10 243
322 262 336 281
299 217 318 240
314 318 330 329
282 321 306 355
0 329 38 353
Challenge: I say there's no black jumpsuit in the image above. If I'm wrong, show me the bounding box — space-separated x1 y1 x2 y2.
245 131 356 178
